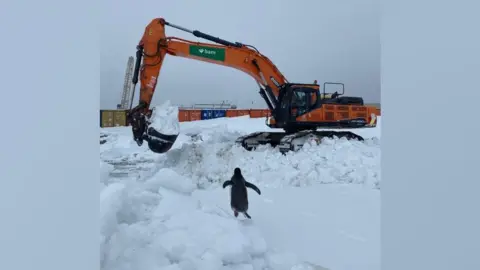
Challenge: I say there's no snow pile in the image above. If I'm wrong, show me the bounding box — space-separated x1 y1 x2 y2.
100 131 158 164
100 167 323 270
155 115 381 189
148 100 180 135
156 132 380 189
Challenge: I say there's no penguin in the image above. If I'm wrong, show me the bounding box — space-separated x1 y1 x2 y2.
222 167 261 219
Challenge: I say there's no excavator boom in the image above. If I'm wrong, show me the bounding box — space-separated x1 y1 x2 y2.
134 18 288 113
127 18 374 154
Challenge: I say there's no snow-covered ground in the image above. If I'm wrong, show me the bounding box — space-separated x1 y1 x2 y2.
100 108 381 270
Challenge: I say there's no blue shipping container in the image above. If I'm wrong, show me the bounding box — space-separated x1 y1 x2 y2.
201 109 227 120
213 109 226 118
201 109 213 120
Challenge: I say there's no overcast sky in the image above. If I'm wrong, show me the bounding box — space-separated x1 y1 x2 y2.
100 0 379 109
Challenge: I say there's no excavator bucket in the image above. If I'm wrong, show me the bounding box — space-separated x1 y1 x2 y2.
142 102 180 154
127 102 180 154
144 126 178 153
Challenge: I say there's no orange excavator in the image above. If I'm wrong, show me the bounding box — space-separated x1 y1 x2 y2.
127 18 376 154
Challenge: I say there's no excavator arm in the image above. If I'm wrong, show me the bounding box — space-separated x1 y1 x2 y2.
134 18 290 114
127 18 299 153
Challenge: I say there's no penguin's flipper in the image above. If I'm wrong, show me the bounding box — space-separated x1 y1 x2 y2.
245 181 261 195
222 180 233 189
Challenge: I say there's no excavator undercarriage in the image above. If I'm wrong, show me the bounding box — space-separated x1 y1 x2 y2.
236 129 366 154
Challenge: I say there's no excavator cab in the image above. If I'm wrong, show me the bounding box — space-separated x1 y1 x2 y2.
272 83 322 131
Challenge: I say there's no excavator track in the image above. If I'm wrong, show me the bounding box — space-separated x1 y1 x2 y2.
235 130 364 154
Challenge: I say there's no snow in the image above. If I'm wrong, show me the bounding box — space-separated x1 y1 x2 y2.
148 101 181 135
100 106 381 270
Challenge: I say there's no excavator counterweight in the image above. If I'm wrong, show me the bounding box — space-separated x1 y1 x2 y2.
126 18 377 154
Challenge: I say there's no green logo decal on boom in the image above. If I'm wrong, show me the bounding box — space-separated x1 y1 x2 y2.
189 45 225 62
